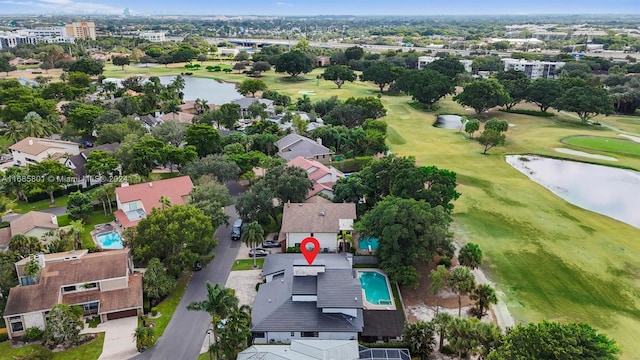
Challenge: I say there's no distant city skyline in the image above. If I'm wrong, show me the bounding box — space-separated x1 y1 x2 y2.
0 0 639 16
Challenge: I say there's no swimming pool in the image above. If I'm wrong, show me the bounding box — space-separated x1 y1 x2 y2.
96 232 124 250
358 270 394 307
358 237 379 251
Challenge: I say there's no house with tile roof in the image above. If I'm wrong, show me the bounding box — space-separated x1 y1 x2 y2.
160 111 195 124
276 134 334 163
286 156 344 200
280 202 356 252
9 211 59 239
251 254 363 344
114 176 194 228
3 249 142 339
9 137 80 167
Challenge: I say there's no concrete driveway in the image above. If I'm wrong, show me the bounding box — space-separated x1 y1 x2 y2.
81 316 138 360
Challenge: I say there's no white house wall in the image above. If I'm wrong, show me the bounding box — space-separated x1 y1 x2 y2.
23 311 46 330
260 331 357 344
286 232 338 251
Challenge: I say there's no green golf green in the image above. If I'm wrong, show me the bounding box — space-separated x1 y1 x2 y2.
563 136 640 156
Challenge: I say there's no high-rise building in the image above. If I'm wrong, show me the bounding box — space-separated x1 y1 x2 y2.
64 21 96 40
501 58 565 79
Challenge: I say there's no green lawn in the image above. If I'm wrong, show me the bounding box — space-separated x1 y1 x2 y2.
563 135 640 156
100 66 640 358
9 195 69 213
0 333 104 360
149 273 191 347
231 258 265 270
385 96 640 358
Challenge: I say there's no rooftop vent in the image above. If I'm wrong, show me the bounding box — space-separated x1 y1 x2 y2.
148 182 153 187
28 139 34 146
319 211 325 216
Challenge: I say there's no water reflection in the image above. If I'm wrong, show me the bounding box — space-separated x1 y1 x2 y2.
159 76 241 105
506 155 640 229
433 114 463 129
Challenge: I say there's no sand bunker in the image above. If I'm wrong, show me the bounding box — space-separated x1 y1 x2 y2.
554 148 618 161
619 134 640 143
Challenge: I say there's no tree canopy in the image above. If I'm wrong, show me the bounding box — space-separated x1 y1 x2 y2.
128 205 216 277
356 196 453 287
321 65 357 89
554 85 615 122
454 78 510 114
274 50 314 77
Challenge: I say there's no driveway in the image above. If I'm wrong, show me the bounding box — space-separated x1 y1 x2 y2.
131 203 241 360
80 316 138 360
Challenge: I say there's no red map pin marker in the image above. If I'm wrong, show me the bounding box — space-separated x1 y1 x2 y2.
301 237 320 265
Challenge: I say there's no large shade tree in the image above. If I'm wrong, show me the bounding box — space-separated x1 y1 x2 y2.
454 78 510 114
128 205 216 277
274 50 314 78
356 197 454 287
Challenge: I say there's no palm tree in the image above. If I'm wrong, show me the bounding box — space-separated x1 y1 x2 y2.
4 120 22 143
132 326 155 352
9 234 44 257
429 265 449 316
103 81 117 98
24 257 42 284
217 304 252 359
404 321 436 360
447 317 480 360
21 112 45 138
470 284 498 319
431 312 453 352
449 266 476 317
240 221 264 268
69 220 85 250
194 98 209 115
187 282 238 360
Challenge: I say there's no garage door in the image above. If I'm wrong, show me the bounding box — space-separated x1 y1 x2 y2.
106 309 138 320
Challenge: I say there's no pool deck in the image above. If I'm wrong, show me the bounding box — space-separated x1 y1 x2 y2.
90 222 124 250
356 269 397 311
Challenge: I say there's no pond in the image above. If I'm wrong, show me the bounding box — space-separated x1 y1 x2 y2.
158 75 242 105
506 155 640 229
433 114 463 129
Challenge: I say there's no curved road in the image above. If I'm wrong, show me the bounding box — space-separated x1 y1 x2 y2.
131 182 244 360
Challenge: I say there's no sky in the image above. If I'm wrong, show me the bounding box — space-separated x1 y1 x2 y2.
1 0 639 16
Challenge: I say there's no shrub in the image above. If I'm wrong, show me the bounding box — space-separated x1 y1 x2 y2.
500 109 555 117
438 256 452 268
0 329 9 342
24 326 44 341
286 246 301 253
0 221 9 228
328 156 373 173
151 307 158 316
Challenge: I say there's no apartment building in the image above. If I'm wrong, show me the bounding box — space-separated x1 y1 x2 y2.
64 21 96 40
501 58 565 79
139 31 166 43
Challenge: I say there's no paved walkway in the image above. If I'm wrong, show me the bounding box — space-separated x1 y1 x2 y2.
80 316 139 360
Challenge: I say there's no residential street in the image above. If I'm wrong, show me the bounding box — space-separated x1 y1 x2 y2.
131 182 244 360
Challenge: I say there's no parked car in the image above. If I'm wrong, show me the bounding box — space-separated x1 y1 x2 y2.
193 260 203 271
248 248 271 257
231 219 243 241
82 140 94 148
262 240 280 248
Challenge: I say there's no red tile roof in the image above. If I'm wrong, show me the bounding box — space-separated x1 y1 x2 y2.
115 176 194 228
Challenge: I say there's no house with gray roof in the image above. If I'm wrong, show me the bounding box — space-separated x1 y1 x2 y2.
276 133 334 163
280 202 356 253
251 254 363 344
232 97 275 118
64 142 120 188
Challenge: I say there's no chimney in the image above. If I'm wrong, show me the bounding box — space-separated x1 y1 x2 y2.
148 182 153 187
316 138 322 145
51 215 58 226
28 139 34 146
121 181 129 187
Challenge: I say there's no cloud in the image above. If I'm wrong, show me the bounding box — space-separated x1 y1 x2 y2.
276 2 293 6
0 0 35 5
34 0 122 13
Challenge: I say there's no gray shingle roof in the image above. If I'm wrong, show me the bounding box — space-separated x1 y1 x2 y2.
276 133 333 160
251 299 363 333
67 143 120 177
232 97 274 109
253 254 363 333
317 269 363 309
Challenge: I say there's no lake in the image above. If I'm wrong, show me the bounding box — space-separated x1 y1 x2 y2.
158 76 242 105
506 155 640 229
433 114 463 129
